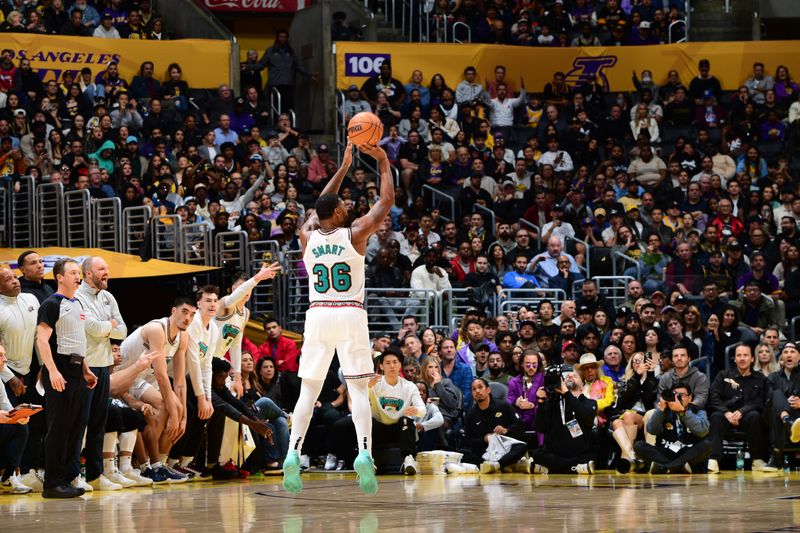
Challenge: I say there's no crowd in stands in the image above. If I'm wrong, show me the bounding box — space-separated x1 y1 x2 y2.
3 0 800 491
423 0 687 45
0 0 170 40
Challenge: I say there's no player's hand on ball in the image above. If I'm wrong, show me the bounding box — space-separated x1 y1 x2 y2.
359 144 387 161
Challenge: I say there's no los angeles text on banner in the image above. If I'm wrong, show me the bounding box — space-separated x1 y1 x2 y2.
336 40 800 93
3 34 231 88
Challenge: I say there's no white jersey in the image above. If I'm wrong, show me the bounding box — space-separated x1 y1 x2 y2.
186 314 220 399
120 318 182 384
303 227 365 304
214 308 247 354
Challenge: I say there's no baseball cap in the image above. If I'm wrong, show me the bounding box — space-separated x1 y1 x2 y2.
639 21 651 29
101 12 112 19
519 320 536 330
668 201 681 210
594 207 607 217
650 290 665 299
347 84 359 91
13 109 26 117
562 339 578 351
728 240 743 250
183 196 197 204
581 217 593 226
250 153 263 161
577 305 591 315
626 204 640 212
317 144 329 152
502 179 515 188
608 208 623 217
126 135 138 144
194 182 208 191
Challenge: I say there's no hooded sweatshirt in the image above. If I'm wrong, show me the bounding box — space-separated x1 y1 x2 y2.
90 139 117 174
656 365 710 410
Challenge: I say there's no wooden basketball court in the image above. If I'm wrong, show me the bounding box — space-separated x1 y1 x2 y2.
2 471 799 532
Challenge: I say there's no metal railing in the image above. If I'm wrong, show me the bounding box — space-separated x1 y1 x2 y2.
517 219 541 250
123 206 151 256
0 187 6 246
180 223 211 266
62 189 91 248
590 275 633 310
497 288 568 316
269 87 297 126
611 250 642 280
566 235 591 278
248 240 282 322
452 21 471 43
365 287 439 333
151 215 181 262
11 177 35 248
35 182 63 247
91 197 121 251
668 19 687 43
441 288 484 332
283 249 308 331
213 231 248 274
422 185 455 221
473 203 495 235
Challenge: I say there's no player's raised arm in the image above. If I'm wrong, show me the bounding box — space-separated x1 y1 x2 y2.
351 145 395 241
319 141 354 197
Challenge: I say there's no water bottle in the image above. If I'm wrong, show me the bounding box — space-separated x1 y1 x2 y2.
784 453 791 475
736 448 745 472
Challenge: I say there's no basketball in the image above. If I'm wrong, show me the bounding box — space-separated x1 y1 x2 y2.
347 112 383 147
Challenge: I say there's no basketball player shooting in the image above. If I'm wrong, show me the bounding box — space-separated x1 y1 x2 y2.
282 141 394 495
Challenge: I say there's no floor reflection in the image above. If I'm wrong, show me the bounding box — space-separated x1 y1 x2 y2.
2 473 800 532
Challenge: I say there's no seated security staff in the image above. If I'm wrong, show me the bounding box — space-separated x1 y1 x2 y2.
706 344 770 473
461 377 527 474
634 383 711 474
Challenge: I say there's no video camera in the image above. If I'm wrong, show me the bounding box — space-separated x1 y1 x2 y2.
544 364 567 397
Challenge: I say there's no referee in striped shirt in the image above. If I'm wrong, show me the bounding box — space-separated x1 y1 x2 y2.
37 259 97 499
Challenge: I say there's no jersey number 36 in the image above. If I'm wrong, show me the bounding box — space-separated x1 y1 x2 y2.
312 262 352 293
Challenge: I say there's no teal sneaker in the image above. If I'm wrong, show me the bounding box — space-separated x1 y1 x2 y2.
353 451 378 494
282 450 302 494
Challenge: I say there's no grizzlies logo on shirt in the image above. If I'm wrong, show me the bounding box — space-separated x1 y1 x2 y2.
379 397 405 412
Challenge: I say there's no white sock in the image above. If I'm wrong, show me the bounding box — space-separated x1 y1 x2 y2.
158 453 169 464
140 461 150 471
103 457 116 476
119 456 132 473
346 376 373 456
287 378 325 454
167 458 179 467
150 461 163 470
180 456 194 468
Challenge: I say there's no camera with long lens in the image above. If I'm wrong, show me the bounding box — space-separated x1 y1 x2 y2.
544 364 566 397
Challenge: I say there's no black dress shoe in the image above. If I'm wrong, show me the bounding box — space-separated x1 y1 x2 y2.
42 485 84 499
616 458 632 474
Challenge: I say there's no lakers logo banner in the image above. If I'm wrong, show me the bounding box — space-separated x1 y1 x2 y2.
336 40 800 92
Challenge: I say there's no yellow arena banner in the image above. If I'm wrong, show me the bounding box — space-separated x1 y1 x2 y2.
336 40 800 93
0 248 218 279
4 34 231 88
